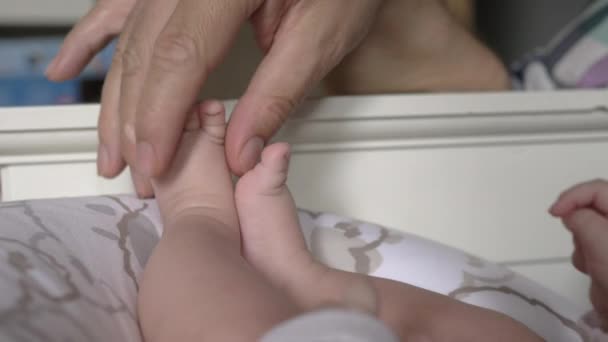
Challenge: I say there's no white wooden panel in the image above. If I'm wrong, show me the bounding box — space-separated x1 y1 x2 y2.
1 163 133 201
0 0 90 25
286 141 608 263
3 91 608 132
509 262 592 311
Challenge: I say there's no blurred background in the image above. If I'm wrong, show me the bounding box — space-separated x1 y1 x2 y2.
0 0 594 107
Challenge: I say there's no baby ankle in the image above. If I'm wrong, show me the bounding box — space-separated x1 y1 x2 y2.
164 209 241 242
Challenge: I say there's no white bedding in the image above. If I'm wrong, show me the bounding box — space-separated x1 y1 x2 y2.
0 195 605 341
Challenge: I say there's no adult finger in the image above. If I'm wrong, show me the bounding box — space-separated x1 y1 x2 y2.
550 179 608 217
119 0 180 197
134 0 263 177
249 0 292 52
225 0 381 175
97 1 142 179
46 0 135 81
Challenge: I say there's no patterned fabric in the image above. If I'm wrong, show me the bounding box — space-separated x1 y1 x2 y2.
0 195 605 342
511 0 608 90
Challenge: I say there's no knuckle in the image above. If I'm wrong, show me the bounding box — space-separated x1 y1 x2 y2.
111 43 126 66
121 44 143 77
261 95 297 130
131 104 167 144
93 5 123 34
152 31 200 70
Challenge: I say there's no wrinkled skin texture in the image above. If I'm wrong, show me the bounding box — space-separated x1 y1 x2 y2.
47 0 383 197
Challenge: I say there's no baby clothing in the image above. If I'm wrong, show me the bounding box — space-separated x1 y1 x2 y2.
512 0 608 90
260 309 399 342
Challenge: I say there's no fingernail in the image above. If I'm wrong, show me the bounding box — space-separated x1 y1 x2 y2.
240 136 264 172
136 141 157 177
97 144 109 176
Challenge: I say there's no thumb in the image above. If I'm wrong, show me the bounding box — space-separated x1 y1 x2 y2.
225 0 376 175
225 40 317 176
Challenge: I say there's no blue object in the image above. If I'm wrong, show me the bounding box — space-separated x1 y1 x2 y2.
0 36 115 106
0 77 80 106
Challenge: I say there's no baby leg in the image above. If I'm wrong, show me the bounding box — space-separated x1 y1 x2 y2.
235 143 543 341
137 101 298 342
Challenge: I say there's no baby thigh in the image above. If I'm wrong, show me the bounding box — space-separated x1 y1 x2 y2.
138 218 298 342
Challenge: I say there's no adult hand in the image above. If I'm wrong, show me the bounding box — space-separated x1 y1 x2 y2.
46 0 147 195
47 0 383 197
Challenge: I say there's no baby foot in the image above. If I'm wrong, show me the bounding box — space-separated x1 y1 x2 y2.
152 100 239 234
140 102 302 342
234 143 310 278
236 146 543 341
235 144 378 313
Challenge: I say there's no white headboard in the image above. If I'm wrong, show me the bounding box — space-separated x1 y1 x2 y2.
2 90 608 306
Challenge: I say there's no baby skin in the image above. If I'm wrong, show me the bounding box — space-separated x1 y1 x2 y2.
550 180 608 331
137 100 543 341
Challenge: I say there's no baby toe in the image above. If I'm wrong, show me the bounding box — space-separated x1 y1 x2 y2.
260 143 290 174
198 100 226 144
254 143 291 192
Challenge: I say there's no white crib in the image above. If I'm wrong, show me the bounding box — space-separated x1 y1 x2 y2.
2 90 608 310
